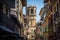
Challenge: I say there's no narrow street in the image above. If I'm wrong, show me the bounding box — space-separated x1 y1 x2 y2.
0 0 60 40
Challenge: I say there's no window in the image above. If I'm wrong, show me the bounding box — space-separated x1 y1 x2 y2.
31 21 32 26
54 7 57 12
20 12 21 16
49 5 52 12
31 30 33 31
0 2 3 11
29 22 31 26
31 9 33 13
6 7 8 15
17 0 18 3
31 35 34 38
27 9 29 16
44 13 46 19
50 0 51 2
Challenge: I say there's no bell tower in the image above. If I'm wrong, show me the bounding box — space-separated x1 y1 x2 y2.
26 6 36 40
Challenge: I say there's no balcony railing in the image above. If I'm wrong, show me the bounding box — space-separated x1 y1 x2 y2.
4 0 15 8
0 10 19 34
51 0 57 6
50 34 60 40
10 14 23 28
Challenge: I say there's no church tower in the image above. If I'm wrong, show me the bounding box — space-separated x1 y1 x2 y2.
26 6 36 40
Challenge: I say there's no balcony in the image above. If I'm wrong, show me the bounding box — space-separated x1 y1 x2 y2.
54 12 59 21
0 10 19 34
1 0 15 8
10 14 23 28
51 0 57 6
51 34 60 40
0 11 25 39
46 6 52 17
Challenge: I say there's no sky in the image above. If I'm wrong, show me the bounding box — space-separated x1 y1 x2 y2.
23 0 44 22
